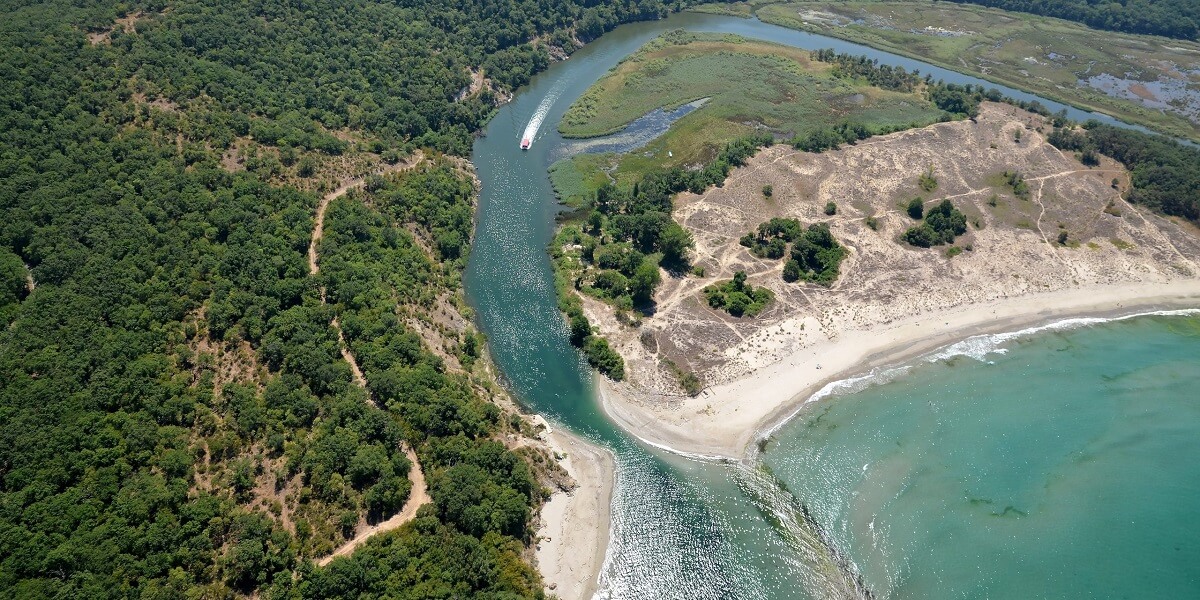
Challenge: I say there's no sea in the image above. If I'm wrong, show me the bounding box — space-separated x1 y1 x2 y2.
763 312 1200 598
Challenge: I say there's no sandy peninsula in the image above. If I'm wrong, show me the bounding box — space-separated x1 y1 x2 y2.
583 102 1200 460
534 425 615 599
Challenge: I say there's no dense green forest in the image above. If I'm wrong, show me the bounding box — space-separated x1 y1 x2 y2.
944 0 1198 41
0 0 699 596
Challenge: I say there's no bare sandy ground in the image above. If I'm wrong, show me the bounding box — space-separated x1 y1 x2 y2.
534 426 615 599
585 102 1200 459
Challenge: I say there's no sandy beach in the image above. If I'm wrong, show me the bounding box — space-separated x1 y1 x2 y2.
534 426 615 600
600 281 1200 460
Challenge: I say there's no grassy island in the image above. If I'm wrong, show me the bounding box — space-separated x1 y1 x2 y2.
554 31 943 190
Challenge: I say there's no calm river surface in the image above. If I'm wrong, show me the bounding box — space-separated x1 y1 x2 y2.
464 11 1200 599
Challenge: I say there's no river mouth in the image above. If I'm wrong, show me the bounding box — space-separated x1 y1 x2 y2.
464 10 1196 600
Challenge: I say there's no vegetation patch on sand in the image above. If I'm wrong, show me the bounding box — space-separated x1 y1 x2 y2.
740 218 848 284
902 199 969 247
748 1 1200 141
704 271 775 316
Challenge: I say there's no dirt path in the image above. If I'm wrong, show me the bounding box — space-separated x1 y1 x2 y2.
332 317 367 388
316 443 431 567
309 151 425 276
307 151 433 565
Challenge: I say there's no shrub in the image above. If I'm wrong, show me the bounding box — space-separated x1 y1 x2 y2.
906 197 925 219
918 166 938 192
903 200 967 247
704 271 773 317
581 336 625 380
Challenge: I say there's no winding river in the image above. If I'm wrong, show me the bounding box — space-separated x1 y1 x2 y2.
463 12 1190 599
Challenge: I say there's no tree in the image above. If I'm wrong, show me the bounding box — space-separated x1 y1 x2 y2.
903 224 938 247
725 292 750 317
657 222 694 267
907 197 925 219
629 261 661 305
762 185 773 197
587 210 604 234
733 270 748 292
824 202 837 215
569 313 591 345
782 259 801 282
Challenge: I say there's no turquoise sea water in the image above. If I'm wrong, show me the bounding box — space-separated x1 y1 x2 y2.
765 314 1200 598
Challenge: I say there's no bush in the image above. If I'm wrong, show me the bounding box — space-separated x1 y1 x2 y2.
581 336 625 380
782 259 802 282
704 271 774 317
789 223 847 285
903 200 968 247
902 224 937 247
918 166 938 192
824 202 838 215
907 197 925 219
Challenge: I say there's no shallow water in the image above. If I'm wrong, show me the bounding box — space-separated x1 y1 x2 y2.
765 315 1200 598
463 10 1200 599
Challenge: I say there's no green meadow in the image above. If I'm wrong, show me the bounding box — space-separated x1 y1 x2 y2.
554 30 941 199
739 1 1200 141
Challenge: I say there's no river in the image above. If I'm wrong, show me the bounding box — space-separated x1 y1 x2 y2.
463 11 1194 600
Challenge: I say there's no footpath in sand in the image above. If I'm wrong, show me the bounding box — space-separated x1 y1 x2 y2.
588 102 1200 459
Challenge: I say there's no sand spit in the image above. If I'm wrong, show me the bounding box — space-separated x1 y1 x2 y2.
585 102 1200 459
535 426 615 599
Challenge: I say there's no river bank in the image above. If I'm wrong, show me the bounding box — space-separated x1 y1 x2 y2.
534 426 615 599
599 281 1200 459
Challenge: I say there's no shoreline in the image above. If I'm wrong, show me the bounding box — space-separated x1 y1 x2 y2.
599 281 1200 460
534 425 615 600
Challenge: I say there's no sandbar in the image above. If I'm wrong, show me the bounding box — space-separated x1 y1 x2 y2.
535 426 615 599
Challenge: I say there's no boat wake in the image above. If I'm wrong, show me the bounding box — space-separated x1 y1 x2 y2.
521 80 566 149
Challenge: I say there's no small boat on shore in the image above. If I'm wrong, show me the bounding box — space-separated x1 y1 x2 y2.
520 137 531 150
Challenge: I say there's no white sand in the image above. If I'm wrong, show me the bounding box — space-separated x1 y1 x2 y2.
600 281 1200 459
535 427 615 599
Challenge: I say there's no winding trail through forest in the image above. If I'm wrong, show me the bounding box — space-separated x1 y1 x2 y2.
308 152 433 565
316 443 430 567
